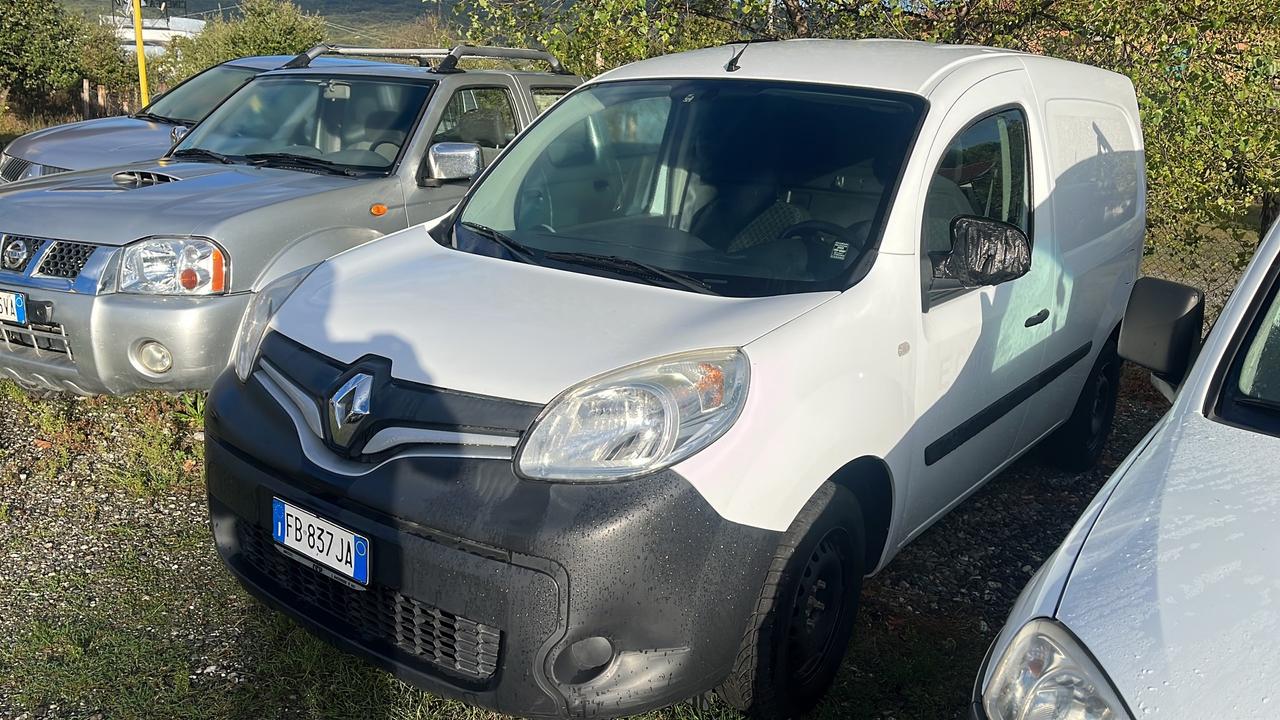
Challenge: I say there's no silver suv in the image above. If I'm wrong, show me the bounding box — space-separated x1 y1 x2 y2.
0 55 311 182
0 45 580 394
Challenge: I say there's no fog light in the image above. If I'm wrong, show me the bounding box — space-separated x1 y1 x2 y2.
137 341 173 374
554 636 614 685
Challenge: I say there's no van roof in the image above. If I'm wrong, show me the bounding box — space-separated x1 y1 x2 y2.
593 39 1109 97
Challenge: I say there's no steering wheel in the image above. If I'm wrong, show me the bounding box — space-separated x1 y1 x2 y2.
773 217 865 270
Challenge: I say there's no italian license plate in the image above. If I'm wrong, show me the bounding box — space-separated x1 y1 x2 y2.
272 497 370 585
0 290 26 325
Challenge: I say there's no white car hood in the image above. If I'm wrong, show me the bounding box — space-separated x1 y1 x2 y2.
270 225 835 403
1058 410 1280 718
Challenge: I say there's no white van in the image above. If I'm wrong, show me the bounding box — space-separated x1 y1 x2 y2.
204 40 1145 719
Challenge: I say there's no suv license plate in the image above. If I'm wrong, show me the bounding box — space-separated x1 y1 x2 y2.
272 497 370 585
0 290 27 325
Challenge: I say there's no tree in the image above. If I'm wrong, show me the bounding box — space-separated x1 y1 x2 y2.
76 16 135 93
158 0 325 84
0 0 84 110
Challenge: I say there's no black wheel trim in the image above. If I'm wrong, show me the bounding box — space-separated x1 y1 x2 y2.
1085 358 1119 455
784 527 854 690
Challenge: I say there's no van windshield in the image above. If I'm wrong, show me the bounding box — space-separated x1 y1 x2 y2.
455 79 925 297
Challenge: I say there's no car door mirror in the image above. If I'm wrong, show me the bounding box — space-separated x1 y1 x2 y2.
421 142 483 187
170 126 189 146
933 215 1032 287
1119 276 1204 387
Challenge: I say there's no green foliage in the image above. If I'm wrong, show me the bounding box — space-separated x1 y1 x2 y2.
0 0 85 110
75 16 135 92
463 0 767 76
158 0 325 83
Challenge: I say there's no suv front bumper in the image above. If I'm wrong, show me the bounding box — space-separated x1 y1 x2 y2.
0 282 249 394
204 369 781 718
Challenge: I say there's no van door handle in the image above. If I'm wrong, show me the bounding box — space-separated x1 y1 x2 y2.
1025 309 1050 327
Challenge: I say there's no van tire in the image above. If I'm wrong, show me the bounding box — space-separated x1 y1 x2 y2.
1045 338 1121 472
717 484 865 719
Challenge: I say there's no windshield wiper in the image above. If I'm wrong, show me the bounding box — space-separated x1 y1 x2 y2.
460 222 538 264
133 111 183 125
171 147 235 164
245 152 358 177
1235 395 1280 413
544 251 718 295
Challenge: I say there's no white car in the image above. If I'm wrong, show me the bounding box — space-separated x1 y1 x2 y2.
203 40 1147 718
974 224 1280 720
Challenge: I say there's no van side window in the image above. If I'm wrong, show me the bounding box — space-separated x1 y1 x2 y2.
432 87 518 165
923 109 1031 261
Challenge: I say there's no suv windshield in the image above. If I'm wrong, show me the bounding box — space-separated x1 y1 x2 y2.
456 79 925 297
1221 262 1280 435
173 75 433 172
142 64 259 125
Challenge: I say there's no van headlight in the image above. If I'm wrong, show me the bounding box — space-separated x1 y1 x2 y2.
233 266 313 382
119 236 228 295
516 349 749 481
983 619 1132 720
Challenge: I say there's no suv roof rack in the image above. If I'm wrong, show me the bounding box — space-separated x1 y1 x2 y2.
284 44 572 75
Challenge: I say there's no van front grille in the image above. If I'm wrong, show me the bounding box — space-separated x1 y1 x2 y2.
237 523 501 681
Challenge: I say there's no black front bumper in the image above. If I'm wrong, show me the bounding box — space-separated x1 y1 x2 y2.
205 367 781 719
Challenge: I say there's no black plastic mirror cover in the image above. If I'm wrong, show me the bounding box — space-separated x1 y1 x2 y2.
936 215 1032 286
1119 276 1205 383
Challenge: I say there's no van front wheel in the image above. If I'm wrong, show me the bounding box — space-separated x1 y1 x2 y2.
1045 337 1121 472
717 484 865 719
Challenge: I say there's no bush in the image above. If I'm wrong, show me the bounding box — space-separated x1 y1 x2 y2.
76 17 136 93
0 0 84 110
158 0 325 84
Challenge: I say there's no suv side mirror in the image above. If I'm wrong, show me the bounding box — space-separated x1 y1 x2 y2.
1119 276 1204 387
421 142 483 187
933 215 1032 287
170 126 189 145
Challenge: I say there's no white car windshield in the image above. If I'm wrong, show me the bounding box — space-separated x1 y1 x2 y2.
454 79 925 297
1219 264 1280 436
172 75 433 173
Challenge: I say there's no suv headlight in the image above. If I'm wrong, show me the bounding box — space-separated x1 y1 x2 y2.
984 619 1133 720
119 236 228 295
233 266 314 382
516 348 749 481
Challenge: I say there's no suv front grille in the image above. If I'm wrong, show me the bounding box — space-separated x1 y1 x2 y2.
1 321 73 359
37 241 96 279
0 156 69 183
0 155 32 183
237 523 501 681
0 235 44 274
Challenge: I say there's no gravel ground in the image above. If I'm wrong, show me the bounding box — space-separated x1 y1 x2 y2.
0 366 1169 720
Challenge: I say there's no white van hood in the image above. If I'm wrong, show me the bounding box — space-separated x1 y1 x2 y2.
270 225 835 403
1057 411 1280 719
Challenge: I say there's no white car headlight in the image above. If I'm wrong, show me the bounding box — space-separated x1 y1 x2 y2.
233 266 314 382
984 619 1132 720
516 348 749 481
119 236 228 295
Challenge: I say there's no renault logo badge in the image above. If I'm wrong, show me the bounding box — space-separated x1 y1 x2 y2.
2 236 30 271
328 372 372 448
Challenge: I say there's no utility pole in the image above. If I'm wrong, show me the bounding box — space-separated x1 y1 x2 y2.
131 0 151 105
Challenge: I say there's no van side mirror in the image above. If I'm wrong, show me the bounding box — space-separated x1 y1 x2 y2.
1119 277 1204 387
421 142 483 188
934 215 1032 287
